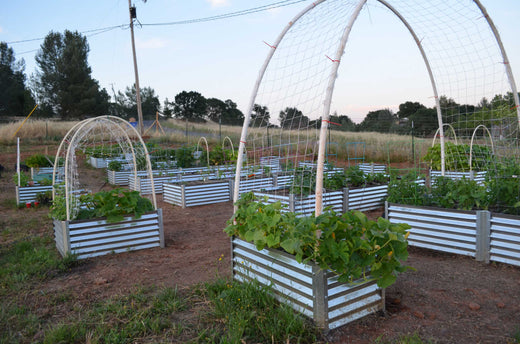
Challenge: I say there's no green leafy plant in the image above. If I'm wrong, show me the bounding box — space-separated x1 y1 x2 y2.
50 188 153 222
12 171 31 187
422 142 493 172
225 192 411 288
175 146 195 168
107 160 123 172
36 191 53 205
345 165 366 187
24 154 53 168
78 188 154 222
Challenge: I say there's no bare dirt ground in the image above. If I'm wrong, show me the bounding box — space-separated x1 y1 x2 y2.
1 146 519 343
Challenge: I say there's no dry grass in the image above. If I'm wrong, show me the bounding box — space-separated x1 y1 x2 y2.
0 120 76 145
1 118 431 164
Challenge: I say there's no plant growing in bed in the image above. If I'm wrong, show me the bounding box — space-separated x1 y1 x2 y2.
225 192 411 288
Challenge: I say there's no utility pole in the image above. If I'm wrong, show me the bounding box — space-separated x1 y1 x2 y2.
128 0 144 135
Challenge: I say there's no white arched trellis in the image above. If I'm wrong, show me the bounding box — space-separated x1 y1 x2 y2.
52 116 156 221
233 0 519 216
470 124 495 172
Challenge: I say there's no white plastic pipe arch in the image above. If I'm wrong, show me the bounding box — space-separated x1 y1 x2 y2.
233 0 520 217
53 116 156 221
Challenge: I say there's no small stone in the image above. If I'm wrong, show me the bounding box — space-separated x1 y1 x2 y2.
413 310 425 319
496 302 505 309
468 302 481 311
94 277 108 285
391 298 401 305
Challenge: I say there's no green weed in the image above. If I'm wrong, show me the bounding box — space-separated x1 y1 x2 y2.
197 277 321 344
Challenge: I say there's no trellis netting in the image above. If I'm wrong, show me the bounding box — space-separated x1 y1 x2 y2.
52 116 156 221
233 0 519 215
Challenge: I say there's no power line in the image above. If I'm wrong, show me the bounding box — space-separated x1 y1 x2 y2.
5 0 309 45
141 0 309 27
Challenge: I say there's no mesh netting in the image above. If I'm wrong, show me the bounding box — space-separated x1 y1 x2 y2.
234 0 519 215
53 116 155 220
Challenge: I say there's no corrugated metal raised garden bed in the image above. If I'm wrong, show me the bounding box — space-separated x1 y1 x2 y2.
232 237 384 330
53 210 164 260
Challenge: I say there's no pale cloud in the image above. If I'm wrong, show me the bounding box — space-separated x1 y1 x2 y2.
206 0 229 8
137 37 168 49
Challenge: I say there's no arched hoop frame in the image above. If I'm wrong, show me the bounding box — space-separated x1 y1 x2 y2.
196 136 210 167
233 0 520 216
470 124 495 172
52 116 157 221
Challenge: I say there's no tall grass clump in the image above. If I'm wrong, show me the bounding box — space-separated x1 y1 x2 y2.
196 277 321 343
0 120 76 144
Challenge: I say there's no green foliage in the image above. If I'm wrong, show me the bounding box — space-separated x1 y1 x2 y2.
485 160 520 215
78 188 154 222
36 190 53 205
200 278 319 343
225 192 411 288
85 145 122 159
209 145 237 165
12 171 30 187
422 142 493 172
24 153 52 168
175 146 195 168
107 160 123 172
0 42 35 117
50 188 153 222
290 167 316 196
345 165 366 187
388 172 489 211
172 90 207 122
34 30 109 119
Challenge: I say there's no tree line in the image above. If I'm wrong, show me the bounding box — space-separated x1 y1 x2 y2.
1 30 518 137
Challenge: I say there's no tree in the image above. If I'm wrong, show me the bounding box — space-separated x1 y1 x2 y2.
397 101 426 120
357 109 397 133
251 104 270 127
206 98 244 125
279 107 309 129
329 113 357 131
0 42 34 116
33 30 109 119
172 91 207 122
163 98 173 117
114 84 160 120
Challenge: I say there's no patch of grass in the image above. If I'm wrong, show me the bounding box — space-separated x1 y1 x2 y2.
375 332 434 344
0 302 40 343
0 236 65 293
511 327 520 344
195 277 321 343
44 286 188 344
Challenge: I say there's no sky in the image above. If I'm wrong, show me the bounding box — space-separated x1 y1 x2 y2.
1 0 519 123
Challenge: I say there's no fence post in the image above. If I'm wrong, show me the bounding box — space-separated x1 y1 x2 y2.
289 193 295 213
475 210 490 263
228 179 235 200
384 201 389 219
181 184 186 209
157 209 165 248
273 173 278 188
342 187 349 213
312 265 328 329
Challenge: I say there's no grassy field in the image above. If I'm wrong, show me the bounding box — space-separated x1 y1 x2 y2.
1 118 431 168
